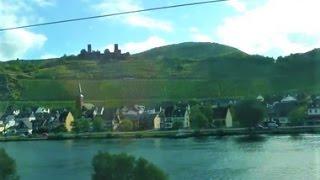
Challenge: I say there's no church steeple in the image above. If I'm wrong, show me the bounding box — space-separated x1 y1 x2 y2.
79 83 83 96
77 82 84 111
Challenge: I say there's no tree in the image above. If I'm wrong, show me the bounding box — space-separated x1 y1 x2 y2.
190 105 209 129
234 100 266 128
0 148 19 180
72 118 90 133
92 152 168 180
92 117 104 132
172 121 183 130
52 125 67 133
118 120 134 132
72 120 80 133
289 106 307 126
133 158 168 180
81 119 90 132
200 105 212 121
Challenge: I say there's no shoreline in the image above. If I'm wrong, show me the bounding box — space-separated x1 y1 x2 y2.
1 126 320 142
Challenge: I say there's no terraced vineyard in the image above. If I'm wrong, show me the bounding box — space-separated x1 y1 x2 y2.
1 42 320 110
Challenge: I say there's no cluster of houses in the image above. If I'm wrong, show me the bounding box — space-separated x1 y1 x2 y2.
76 82 236 131
0 106 74 136
262 94 320 127
110 93 320 131
0 83 237 136
78 101 235 132
3 83 320 137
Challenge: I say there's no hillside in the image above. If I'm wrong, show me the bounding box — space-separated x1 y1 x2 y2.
1 42 320 108
134 42 248 60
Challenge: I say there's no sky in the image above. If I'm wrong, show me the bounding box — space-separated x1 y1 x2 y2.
1 0 320 61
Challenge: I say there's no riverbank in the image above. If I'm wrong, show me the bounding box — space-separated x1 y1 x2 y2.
2 126 320 142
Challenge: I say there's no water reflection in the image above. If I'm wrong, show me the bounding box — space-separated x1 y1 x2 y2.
193 136 209 143
64 139 74 149
213 135 230 141
233 135 267 152
2 135 320 180
234 135 267 143
289 133 304 140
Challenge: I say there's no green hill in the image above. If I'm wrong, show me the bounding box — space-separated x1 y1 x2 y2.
134 42 247 60
1 42 320 108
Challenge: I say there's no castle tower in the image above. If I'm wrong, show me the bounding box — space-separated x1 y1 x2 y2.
114 44 119 53
87 44 92 53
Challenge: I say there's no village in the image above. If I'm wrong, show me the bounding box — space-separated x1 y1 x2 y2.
0 83 319 137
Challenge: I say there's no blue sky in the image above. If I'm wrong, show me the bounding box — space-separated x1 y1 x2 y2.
0 0 320 61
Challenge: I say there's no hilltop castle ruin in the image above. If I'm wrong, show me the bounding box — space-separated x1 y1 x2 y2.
78 44 130 60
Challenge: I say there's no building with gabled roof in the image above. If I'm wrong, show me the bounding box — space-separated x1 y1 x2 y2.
212 107 233 128
161 103 190 129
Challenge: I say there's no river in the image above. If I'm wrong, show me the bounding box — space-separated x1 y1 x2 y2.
1 135 320 180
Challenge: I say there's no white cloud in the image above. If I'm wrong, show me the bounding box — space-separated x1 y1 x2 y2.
189 27 199 33
31 0 55 7
92 0 173 32
189 27 212 42
0 1 47 61
40 53 58 59
104 36 167 54
228 0 247 12
192 34 212 42
0 30 46 59
217 0 320 57
126 15 173 32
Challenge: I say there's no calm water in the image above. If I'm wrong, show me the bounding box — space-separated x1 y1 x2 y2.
1 135 320 180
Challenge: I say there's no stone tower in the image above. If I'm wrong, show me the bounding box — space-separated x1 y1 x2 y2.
87 44 92 53
114 44 119 53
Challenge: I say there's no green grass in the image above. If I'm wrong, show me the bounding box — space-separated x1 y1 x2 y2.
134 42 247 60
18 78 314 105
0 101 75 112
18 79 248 104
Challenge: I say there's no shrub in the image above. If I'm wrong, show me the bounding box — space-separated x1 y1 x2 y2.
0 148 19 180
92 152 168 180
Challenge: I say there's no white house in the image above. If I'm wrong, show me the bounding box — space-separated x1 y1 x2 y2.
256 95 264 102
161 104 191 129
0 121 4 133
281 95 297 103
306 99 320 125
13 110 20 116
35 107 50 114
153 114 161 130
307 103 320 116
225 108 233 128
5 120 16 129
